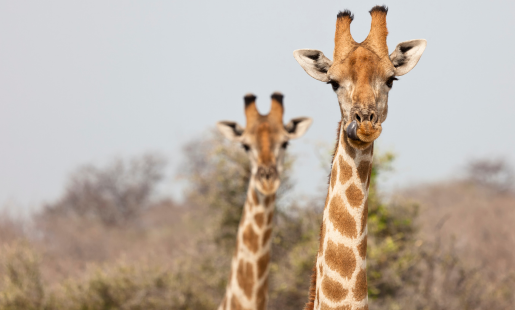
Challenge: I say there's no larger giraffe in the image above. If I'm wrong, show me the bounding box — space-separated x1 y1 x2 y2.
293 6 426 310
216 93 312 310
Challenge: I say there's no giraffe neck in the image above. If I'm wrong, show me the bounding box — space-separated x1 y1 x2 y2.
310 123 373 310
218 180 276 310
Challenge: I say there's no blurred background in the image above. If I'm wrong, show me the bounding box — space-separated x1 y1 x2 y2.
1 1 514 309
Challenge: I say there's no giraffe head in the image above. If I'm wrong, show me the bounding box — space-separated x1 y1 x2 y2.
217 93 312 196
294 6 426 150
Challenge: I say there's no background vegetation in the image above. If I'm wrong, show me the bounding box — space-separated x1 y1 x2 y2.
0 129 514 309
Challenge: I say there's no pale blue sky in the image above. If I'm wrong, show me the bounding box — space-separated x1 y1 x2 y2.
1 1 515 209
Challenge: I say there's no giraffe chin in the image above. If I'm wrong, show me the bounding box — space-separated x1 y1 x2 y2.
255 179 280 196
345 120 382 150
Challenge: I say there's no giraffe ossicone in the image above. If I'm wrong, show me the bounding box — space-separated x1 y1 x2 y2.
216 92 312 310
294 5 426 310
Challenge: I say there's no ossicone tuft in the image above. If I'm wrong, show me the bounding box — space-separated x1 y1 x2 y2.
337 9 354 21
369 5 388 14
244 93 257 106
271 92 284 105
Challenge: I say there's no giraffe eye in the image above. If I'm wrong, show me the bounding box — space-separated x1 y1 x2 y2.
281 141 289 149
242 144 250 152
386 76 398 88
327 80 339 91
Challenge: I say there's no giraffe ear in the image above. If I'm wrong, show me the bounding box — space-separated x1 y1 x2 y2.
390 39 427 76
293 49 332 82
217 121 244 141
285 117 313 139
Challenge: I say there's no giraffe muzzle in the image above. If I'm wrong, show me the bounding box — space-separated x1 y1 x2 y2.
256 166 280 195
345 119 383 152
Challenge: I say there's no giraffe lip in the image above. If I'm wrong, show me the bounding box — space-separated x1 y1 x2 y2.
346 120 360 141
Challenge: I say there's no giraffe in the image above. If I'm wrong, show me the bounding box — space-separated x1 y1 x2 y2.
216 92 312 310
293 6 426 310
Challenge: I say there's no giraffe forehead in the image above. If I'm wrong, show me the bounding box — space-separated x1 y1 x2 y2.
246 120 283 147
330 46 392 82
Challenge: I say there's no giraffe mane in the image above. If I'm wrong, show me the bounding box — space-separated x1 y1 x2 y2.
327 121 342 185
304 265 317 310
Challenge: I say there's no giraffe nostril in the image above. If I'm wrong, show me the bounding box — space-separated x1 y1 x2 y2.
355 114 361 123
258 167 277 181
369 113 374 122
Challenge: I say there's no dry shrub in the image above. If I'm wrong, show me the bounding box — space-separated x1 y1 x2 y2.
465 158 514 193
268 202 322 310
0 130 513 310
405 181 515 281
48 260 215 310
0 242 44 310
41 154 166 226
0 212 24 246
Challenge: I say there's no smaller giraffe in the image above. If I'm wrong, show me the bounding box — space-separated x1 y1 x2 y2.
217 93 312 310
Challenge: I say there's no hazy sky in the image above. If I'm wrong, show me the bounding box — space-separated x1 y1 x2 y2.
1 1 515 210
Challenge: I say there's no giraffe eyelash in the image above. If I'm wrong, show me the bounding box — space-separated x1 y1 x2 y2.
386 76 398 88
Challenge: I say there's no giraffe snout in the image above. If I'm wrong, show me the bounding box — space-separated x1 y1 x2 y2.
255 165 280 195
258 166 278 181
352 108 378 125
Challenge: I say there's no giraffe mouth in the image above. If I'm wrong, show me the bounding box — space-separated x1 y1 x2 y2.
346 120 382 149
255 178 280 196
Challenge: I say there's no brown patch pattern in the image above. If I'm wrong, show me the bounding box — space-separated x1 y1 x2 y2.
239 208 246 228
325 240 356 280
262 228 272 247
366 162 373 189
264 194 275 207
267 211 274 225
252 189 259 205
362 144 373 155
329 195 357 239
357 236 367 259
342 134 356 159
237 260 255 300
360 200 368 235
330 163 337 190
243 225 259 253
254 212 265 228
257 252 270 279
319 221 326 253
256 278 268 310
357 160 370 184
339 155 353 184
353 268 368 301
321 276 348 302
345 184 364 208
